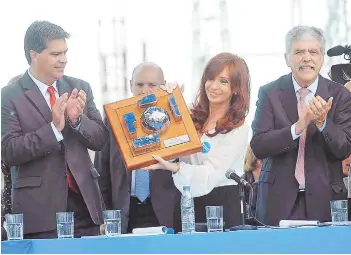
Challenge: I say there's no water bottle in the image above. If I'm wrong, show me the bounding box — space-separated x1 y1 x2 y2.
181 186 195 233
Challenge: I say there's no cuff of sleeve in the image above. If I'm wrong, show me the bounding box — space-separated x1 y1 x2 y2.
51 122 64 142
68 116 82 130
291 124 303 140
172 162 183 176
318 119 327 132
72 122 81 131
173 162 191 181
172 162 191 192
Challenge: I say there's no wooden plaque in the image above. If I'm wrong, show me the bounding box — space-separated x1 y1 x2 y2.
104 87 202 170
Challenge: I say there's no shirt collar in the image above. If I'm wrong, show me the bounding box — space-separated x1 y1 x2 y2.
28 69 58 95
292 74 319 95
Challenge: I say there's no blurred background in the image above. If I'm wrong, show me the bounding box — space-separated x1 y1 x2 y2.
0 0 350 134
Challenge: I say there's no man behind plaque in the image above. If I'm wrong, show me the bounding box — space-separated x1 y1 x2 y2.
251 26 351 225
1 21 108 238
95 62 178 233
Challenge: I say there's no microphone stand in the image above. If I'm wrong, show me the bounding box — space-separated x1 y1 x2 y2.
230 184 257 231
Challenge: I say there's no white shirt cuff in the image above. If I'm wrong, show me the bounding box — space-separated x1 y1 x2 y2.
72 123 81 131
318 119 327 132
51 122 64 142
291 123 303 140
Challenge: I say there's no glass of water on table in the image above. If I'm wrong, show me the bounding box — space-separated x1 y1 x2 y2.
56 212 74 238
5 213 24 240
206 206 224 232
103 210 122 237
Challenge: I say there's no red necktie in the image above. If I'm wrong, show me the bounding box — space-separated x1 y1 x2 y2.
47 86 79 193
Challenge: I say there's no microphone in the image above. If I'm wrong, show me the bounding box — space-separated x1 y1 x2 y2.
225 169 252 188
327 45 351 57
224 169 290 230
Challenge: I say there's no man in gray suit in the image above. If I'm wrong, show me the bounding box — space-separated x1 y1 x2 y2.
1 21 108 238
251 26 351 225
95 62 178 233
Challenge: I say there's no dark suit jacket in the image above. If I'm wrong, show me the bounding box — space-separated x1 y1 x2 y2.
1 161 11 241
1 161 12 224
251 73 351 225
1 71 109 234
94 119 177 233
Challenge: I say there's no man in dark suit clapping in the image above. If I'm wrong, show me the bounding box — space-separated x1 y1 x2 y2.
251 26 351 225
1 21 108 238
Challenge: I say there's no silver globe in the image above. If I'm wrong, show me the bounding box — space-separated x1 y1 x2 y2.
141 106 170 134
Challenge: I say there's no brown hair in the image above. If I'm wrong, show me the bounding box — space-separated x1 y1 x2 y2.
244 146 260 172
191 53 251 137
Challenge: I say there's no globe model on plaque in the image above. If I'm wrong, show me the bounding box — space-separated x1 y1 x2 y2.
141 106 170 134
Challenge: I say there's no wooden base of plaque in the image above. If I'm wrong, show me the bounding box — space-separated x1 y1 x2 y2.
104 87 202 170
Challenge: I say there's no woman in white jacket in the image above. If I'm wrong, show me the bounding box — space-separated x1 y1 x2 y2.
147 52 251 231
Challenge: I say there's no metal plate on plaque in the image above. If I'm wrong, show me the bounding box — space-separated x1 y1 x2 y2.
104 87 202 170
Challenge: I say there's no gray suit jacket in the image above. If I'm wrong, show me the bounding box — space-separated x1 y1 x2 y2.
251 73 351 225
1 71 109 234
94 119 178 233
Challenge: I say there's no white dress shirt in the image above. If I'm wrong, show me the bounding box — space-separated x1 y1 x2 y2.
172 121 249 197
290 75 326 140
28 70 64 142
130 170 138 196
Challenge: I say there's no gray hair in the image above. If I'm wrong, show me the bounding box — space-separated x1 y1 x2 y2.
285 26 326 55
24 21 70 64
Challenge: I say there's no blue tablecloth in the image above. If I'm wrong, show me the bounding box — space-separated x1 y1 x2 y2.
2 226 351 254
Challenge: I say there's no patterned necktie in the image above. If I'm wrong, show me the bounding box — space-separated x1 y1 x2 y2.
47 86 78 193
295 88 309 187
134 169 150 202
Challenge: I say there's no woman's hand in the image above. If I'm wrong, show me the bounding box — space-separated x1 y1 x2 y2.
142 155 180 173
160 81 184 94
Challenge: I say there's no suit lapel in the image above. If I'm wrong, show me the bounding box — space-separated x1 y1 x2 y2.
315 75 331 103
279 73 299 124
22 72 52 123
57 78 71 96
127 169 132 191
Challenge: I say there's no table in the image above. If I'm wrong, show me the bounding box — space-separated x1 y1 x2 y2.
2 226 351 254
